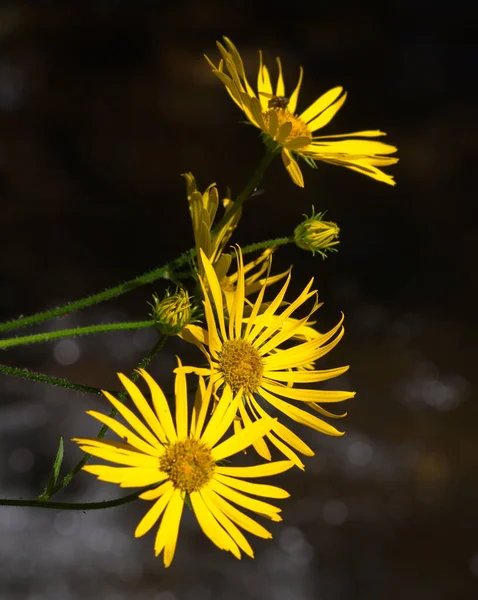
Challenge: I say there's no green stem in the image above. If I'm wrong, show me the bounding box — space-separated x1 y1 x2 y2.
211 147 278 238
0 363 110 396
0 320 155 350
241 236 294 256
48 334 168 499
0 485 156 510
0 251 193 334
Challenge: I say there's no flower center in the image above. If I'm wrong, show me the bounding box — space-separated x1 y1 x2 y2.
219 339 264 395
263 108 311 146
159 438 215 493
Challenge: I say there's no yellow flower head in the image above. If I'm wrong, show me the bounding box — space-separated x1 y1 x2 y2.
205 37 398 188
184 172 240 280
294 209 340 258
73 366 293 566
150 288 194 336
180 247 355 470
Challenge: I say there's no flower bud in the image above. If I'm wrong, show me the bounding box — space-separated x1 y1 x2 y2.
150 288 193 336
294 209 340 258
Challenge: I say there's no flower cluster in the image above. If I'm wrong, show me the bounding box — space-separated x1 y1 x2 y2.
0 37 397 568
72 37 397 565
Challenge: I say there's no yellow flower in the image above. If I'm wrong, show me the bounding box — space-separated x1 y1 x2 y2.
73 367 293 566
180 247 355 470
184 172 239 280
206 37 398 188
184 173 288 301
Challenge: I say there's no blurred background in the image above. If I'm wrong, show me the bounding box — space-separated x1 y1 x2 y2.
0 2 476 599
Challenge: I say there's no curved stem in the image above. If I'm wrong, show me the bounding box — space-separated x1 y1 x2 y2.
0 363 111 396
0 320 155 350
48 334 168 499
0 485 156 510
0 251 193 334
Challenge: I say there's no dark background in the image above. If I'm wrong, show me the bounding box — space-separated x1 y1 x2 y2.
0 3 477 600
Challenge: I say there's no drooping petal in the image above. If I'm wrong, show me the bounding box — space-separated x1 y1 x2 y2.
201 488 254 558
154 489 184 566
259 388 344 436
135 483 174 538
203 486 273 539
190 490 241 558
281 148 304 187
209 478 282 520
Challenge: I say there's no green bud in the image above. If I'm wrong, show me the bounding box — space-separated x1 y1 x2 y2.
294 208 340 258
150 288 194 336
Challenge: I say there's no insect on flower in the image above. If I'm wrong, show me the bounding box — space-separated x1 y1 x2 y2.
260 91 290 110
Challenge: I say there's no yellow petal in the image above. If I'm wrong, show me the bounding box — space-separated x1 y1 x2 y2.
190 376 210 439
190 490 241 558
275 57 285 97
118 373 167 444
209 478 282 520
203 486 272 538
140 480 173 500
135 483 174 538
201 386 239 448
299 86 344 124
154 489 184 566
82 465 166 488
78 413 159 457
261 380 356 403
174 360 188 439
281 148 304 187
247 272 291 344
238 398 270 460
199 249 228 341
214 473 290 499
259 388 344 436
216 460 294 478
308 138 397 156
230 247 246 341
257 51 273 108
275 121 293 145
139 370 177 443
211 415 276 462
307 92 347 132
249 395 313 462
101 390 162 451
263 365 349 383
287 66 304 114
76 444 159 468
201 487 254 558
